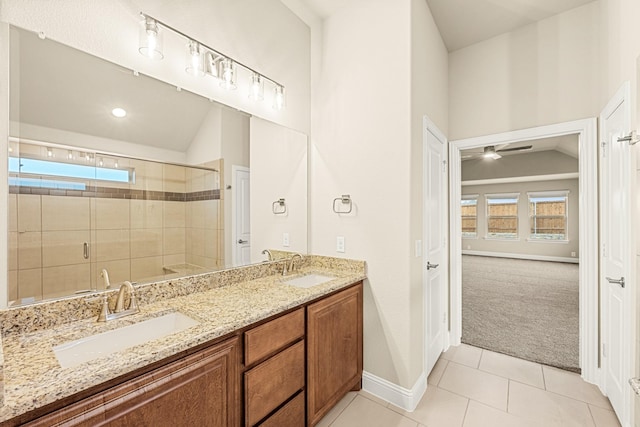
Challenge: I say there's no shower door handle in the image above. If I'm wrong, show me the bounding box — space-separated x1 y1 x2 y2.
427 262 439 270
606 276 625 288
83 242 90 259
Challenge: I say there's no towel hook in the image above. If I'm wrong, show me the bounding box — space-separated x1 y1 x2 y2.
333 194 353 214
272 198 287 215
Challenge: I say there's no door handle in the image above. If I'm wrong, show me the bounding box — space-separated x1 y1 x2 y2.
606 276 625 288
83 242 90 259
427 262 439 270
238 239 247 244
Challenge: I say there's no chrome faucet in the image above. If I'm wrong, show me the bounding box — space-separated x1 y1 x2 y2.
262 249 273 261
97 281 140 322
288 253 304 272
100 269 111 289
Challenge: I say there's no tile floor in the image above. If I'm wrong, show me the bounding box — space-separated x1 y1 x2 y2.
317 344 621 427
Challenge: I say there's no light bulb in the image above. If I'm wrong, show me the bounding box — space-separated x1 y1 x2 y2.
98 158 104 167
114 160 119 168
47 148 53 157
219 59 237 90
185 40 204 77
205 52 218 78
249 73 264 101
112 107 127 118
139 17 163 60
273 85 285 110
68 150 74 160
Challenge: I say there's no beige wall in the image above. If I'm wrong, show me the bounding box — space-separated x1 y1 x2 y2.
462 179 579 259
309 0 448 390
448 2 601 140
462 150 578 181
249 117 307 263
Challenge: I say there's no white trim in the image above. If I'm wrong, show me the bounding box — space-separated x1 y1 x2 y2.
527 190 570 198
485 192 520 200
462 172 579 186
462 250 579 264
362 371 426 412
450 118 599 386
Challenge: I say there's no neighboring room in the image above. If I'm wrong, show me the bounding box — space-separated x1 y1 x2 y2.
460 135 580 372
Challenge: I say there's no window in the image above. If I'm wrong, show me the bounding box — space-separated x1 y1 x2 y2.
461 195 478 238
9 157 132 184
528 191 569 241
486 193 519 239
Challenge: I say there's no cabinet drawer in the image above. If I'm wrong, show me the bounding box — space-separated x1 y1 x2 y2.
259 391 305 427
245 340 305 426
244 308 304 366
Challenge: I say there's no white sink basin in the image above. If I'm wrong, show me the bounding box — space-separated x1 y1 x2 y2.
53 312 199 368
284 273 335 288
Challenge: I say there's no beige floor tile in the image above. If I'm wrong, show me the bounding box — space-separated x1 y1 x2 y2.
391 386 468 427
543 366 612 409
463 400 538 427
428 358 448 386
331 395 418 427
439 361 508 410
589 405 621 427
359 389 389 407
479 350 544 389
441 344 482 368
509 380 595 427
316 391 357 427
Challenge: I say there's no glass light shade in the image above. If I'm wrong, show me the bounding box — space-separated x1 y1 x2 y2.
248 73 264 101
185 40 205 77
273 85 285 110
219 59 237 90
138 18 163 60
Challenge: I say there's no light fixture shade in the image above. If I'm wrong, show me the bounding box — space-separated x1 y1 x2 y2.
139 17 163 60
273 85 285 110
185 40 205 77
249 73 264 101
219 59 237 90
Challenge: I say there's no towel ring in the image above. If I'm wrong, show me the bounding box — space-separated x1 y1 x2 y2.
333 194 352 214
272 198 287 215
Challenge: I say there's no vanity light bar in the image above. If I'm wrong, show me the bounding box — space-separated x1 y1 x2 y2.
139 12 285 110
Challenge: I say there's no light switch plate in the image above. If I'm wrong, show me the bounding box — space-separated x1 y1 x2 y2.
283 233 290 247
336 236 345 253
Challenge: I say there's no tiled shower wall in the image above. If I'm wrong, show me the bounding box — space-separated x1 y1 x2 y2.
8 149 223 304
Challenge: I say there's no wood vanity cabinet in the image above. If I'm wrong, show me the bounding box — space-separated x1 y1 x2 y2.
307 283 363 426
17 281 363 427
25 337 240 427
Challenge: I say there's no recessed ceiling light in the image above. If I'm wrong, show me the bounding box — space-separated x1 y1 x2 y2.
112 107 127 118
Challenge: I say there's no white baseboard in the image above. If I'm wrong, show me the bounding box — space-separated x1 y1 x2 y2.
361 371 426 412
462 250 579 264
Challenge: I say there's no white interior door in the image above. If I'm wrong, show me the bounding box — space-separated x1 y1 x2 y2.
600 82 632 426
233 167 251 266
425 117 448 375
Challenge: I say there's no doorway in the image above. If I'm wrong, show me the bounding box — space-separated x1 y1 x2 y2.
449 119 599 383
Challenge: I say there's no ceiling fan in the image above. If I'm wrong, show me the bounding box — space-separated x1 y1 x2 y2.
462 144 533 160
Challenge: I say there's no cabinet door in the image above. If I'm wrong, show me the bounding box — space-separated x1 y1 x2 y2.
27 337 240 427
307 283 363 426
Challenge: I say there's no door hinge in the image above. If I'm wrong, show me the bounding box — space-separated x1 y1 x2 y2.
603 343 606 357
601 141 607 157
443 312 447 324
602 243 607 258
442 160 447 173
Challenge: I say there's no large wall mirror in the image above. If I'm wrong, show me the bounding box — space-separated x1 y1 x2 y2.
7 25 308 306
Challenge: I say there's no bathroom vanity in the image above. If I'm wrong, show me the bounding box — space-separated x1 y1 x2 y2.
0 255 365 426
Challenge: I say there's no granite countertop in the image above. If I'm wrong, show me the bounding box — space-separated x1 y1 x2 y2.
0 257 366 423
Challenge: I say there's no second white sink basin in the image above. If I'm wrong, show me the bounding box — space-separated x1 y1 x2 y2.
284 273 335 288
53 312 199 368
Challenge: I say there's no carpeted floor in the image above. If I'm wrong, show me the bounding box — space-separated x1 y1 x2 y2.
461 255 580 372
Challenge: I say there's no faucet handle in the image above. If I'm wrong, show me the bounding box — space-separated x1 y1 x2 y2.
97 295 110 322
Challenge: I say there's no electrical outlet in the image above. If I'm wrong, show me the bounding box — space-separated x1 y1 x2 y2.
571 251 577 257
336 236 345 253
283 233 290 247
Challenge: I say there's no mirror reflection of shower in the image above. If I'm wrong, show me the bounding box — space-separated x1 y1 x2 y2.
8 140 222 306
